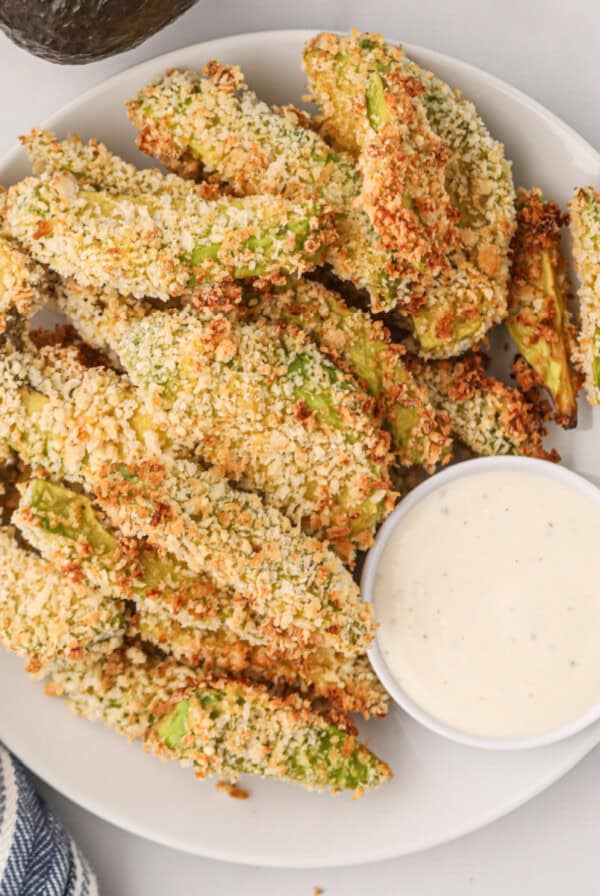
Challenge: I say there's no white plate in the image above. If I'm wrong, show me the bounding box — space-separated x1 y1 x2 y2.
1 30 600 869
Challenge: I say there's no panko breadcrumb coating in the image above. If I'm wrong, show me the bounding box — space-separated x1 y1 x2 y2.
16 477 389 720
0 526 124 675
241 278 452 471
569 187 600 405
131 612 388 720
51 277 145 365
125 66 358 202
125 64 420 312
0 187 48 336
402 39 516 356
54 281 396 558
21 128 224 202
508 188 579 427
15 478 268 648
0 344 374 658
117 308 395 555
304 31 516 357
5 170 334 305
410 352 557 460
95 458 375 658
50 645 392 793
302 31 460 278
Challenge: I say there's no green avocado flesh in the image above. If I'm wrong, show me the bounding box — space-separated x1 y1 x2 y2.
287 353 347 430
30 480 115 554
365 71 392 131
154 696 383 790
156 700 190 750
593 356 600 390
593 329 600 390
28 479 188 594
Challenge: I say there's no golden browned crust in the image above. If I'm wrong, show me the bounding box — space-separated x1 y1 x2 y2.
508 187 580 427
360 119 460 274
52 645 393 792
244 278 452 471
411 351 559 461
28 324 114 370
512 188 568 256
304 30 460 282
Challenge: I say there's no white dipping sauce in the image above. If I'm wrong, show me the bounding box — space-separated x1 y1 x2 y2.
374 469 600 739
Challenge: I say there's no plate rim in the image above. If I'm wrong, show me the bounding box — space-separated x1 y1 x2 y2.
1 28 600 868
1 28 599 172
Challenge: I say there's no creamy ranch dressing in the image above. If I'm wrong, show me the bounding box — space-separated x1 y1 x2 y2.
374 469 600 739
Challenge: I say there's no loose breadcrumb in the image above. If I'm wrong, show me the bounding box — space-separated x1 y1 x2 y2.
216 780 249 799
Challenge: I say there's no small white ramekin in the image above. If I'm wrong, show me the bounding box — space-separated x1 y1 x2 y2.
362 455 600 750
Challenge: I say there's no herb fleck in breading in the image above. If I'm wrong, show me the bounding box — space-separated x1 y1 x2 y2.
410 352 558 460
51 646 392 793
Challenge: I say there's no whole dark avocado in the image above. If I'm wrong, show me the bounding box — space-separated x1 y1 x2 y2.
0 0 199 64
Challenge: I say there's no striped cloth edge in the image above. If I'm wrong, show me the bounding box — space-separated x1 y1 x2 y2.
0 745 98 896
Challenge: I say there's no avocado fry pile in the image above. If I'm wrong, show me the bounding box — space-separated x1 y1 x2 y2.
1 30 596 796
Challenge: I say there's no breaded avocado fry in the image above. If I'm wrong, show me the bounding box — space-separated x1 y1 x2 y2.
5 171 333 304
0 187 48 335
14 478 257 643
133 616 388 721
303 30 459 273
304 31 516 356
126 66 357 204
57 278 447 474
401 38 516 356
132 613 388 720
95 457 375 658
569 187 600 405
117 307 394 552
0 346 374 658
55 282 396 556
242 278 452 471
16 479 388 719
0 526 124 674
50 645 392 793
410 352 557 459
15 476 330 657
508 188 578 427
126 65 422 312
22 128 224 202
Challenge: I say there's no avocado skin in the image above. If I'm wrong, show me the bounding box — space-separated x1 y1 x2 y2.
0 0 198 64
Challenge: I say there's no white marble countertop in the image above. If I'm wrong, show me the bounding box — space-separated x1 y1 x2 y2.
2 1 599 892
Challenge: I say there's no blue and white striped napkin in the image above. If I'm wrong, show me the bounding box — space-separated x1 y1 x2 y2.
0 745 98 896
